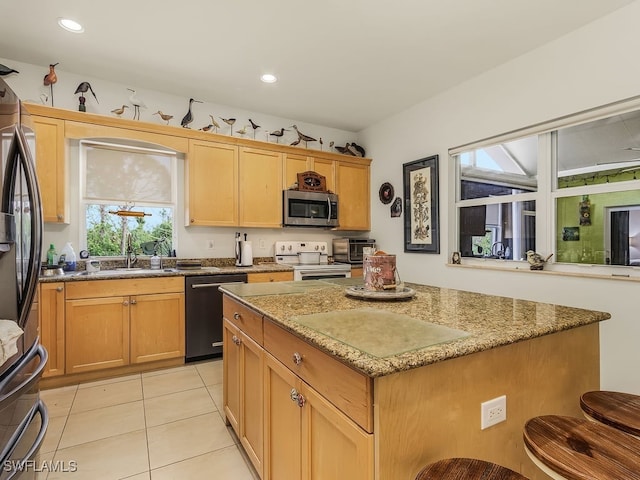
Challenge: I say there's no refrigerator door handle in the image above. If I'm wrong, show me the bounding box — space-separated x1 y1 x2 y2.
0 343 48 411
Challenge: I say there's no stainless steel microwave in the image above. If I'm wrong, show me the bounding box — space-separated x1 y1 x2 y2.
282 190 339 227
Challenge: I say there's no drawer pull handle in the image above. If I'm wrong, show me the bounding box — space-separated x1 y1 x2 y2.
292 352 302 365
122 300 129 306
233 312 241 321
130 299 137 305
232 335 241 346
290 388 305 408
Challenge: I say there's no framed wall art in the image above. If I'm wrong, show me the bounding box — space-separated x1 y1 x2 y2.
403 155 440 253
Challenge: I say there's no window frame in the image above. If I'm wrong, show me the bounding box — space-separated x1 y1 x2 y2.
78 139 178 258
450 95 640 277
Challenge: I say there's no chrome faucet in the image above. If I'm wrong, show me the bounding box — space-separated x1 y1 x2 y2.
125 233 138 268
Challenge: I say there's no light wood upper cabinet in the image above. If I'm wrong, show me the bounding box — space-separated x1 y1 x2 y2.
239 147 283 228
336 160 370 231
39 282 65 377
283 154 335 193
31 116 67 223
186 140 238 226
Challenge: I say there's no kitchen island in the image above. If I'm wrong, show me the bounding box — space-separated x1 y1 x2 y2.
220 279 610 480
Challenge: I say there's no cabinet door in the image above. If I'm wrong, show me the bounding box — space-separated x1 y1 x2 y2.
336 161 370 231
129 292 185 364
239 148 283 227
263 353 302 480
65 296 129 374
311 157 335 193
239 330 264 476
223 318 241 434
301 383 374 480
283 153 310 189
39 282 65 377
186 140 238 226
32 116 67 223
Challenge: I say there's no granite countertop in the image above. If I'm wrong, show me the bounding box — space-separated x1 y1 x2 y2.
219 280 611 378
39 260 293 283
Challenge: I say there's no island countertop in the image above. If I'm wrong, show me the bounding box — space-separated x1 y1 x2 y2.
220 279 611 377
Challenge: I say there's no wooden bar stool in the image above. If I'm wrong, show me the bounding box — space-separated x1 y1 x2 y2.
580 390 640 437
415 458 528 480
523 415 640 480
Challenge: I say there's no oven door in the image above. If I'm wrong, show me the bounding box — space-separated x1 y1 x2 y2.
294 267 351 281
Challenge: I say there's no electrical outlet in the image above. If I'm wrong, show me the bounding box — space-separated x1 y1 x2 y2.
481 395 506 429
259 239 266 249
206 240 215 250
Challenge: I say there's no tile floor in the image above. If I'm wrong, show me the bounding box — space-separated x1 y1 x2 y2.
37 359 260 480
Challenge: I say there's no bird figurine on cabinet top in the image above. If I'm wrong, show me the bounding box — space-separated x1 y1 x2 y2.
43 63 59 106
526 251 553 270
208 115 221 132
154 111 173 124
181 98 202 128
220 117 236 135
334 143 353 155
0 64 19 76
127 88 146 120
111 105 129 117
248 119 260 138
350 141 365 157
236 125 249 136
74 82 99 112
269 128 288 143
290 125 316 147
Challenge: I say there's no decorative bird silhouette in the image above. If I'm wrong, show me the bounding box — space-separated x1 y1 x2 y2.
290 125 317 147
220 117 236 135
350 141 366 157
269 128 288 143
329 141 335 149
334 144 353 155
181 98 202 128
290 138 301 146
526 251 553 270
154 111 173 124
111 105 129 117
319 137 323 151
200 123 215 132
236 125 249 136
208 115 221 132
127 89 146 120
248 119 261 139
0 64 19 76
74 82 98 101
43 63 59 106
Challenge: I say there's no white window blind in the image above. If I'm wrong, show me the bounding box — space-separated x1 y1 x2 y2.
81 140 175 204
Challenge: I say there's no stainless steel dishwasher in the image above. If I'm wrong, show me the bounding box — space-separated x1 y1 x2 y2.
185 273 247 361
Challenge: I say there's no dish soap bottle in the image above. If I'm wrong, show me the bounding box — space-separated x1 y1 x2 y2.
46 244 57 266
150 251 161 270
59 242 77 271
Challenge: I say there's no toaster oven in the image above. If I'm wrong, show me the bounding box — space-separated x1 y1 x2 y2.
332 238 376 264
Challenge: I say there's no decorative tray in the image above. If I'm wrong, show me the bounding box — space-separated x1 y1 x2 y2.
344 285 416 300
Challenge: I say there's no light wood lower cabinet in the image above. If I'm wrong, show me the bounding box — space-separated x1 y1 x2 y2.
223 296 373 480
65 278 184 374
223 318 264 475
39 282 65 377
263 353 373 480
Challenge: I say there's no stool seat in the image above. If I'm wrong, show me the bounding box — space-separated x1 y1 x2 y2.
415 458 528 480
523 415 640 480
580 390 640 437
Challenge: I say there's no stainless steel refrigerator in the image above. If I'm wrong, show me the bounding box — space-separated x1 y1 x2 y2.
0 77 48 479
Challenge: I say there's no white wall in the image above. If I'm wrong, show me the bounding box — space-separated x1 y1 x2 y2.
360 1 640 393
1 57 365 259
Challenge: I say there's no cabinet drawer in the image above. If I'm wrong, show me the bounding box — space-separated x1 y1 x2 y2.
223 296 263 345
66 277 184 299
247 271 293 283
264 319 372 432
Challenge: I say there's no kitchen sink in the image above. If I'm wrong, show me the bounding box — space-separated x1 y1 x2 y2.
72 268 177 277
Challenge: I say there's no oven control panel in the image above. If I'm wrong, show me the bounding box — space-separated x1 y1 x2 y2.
274 241 329 264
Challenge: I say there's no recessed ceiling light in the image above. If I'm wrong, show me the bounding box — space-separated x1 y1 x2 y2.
58 18 84 33
260 74 277 84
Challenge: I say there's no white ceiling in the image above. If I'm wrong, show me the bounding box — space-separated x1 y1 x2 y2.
0 0 634 132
